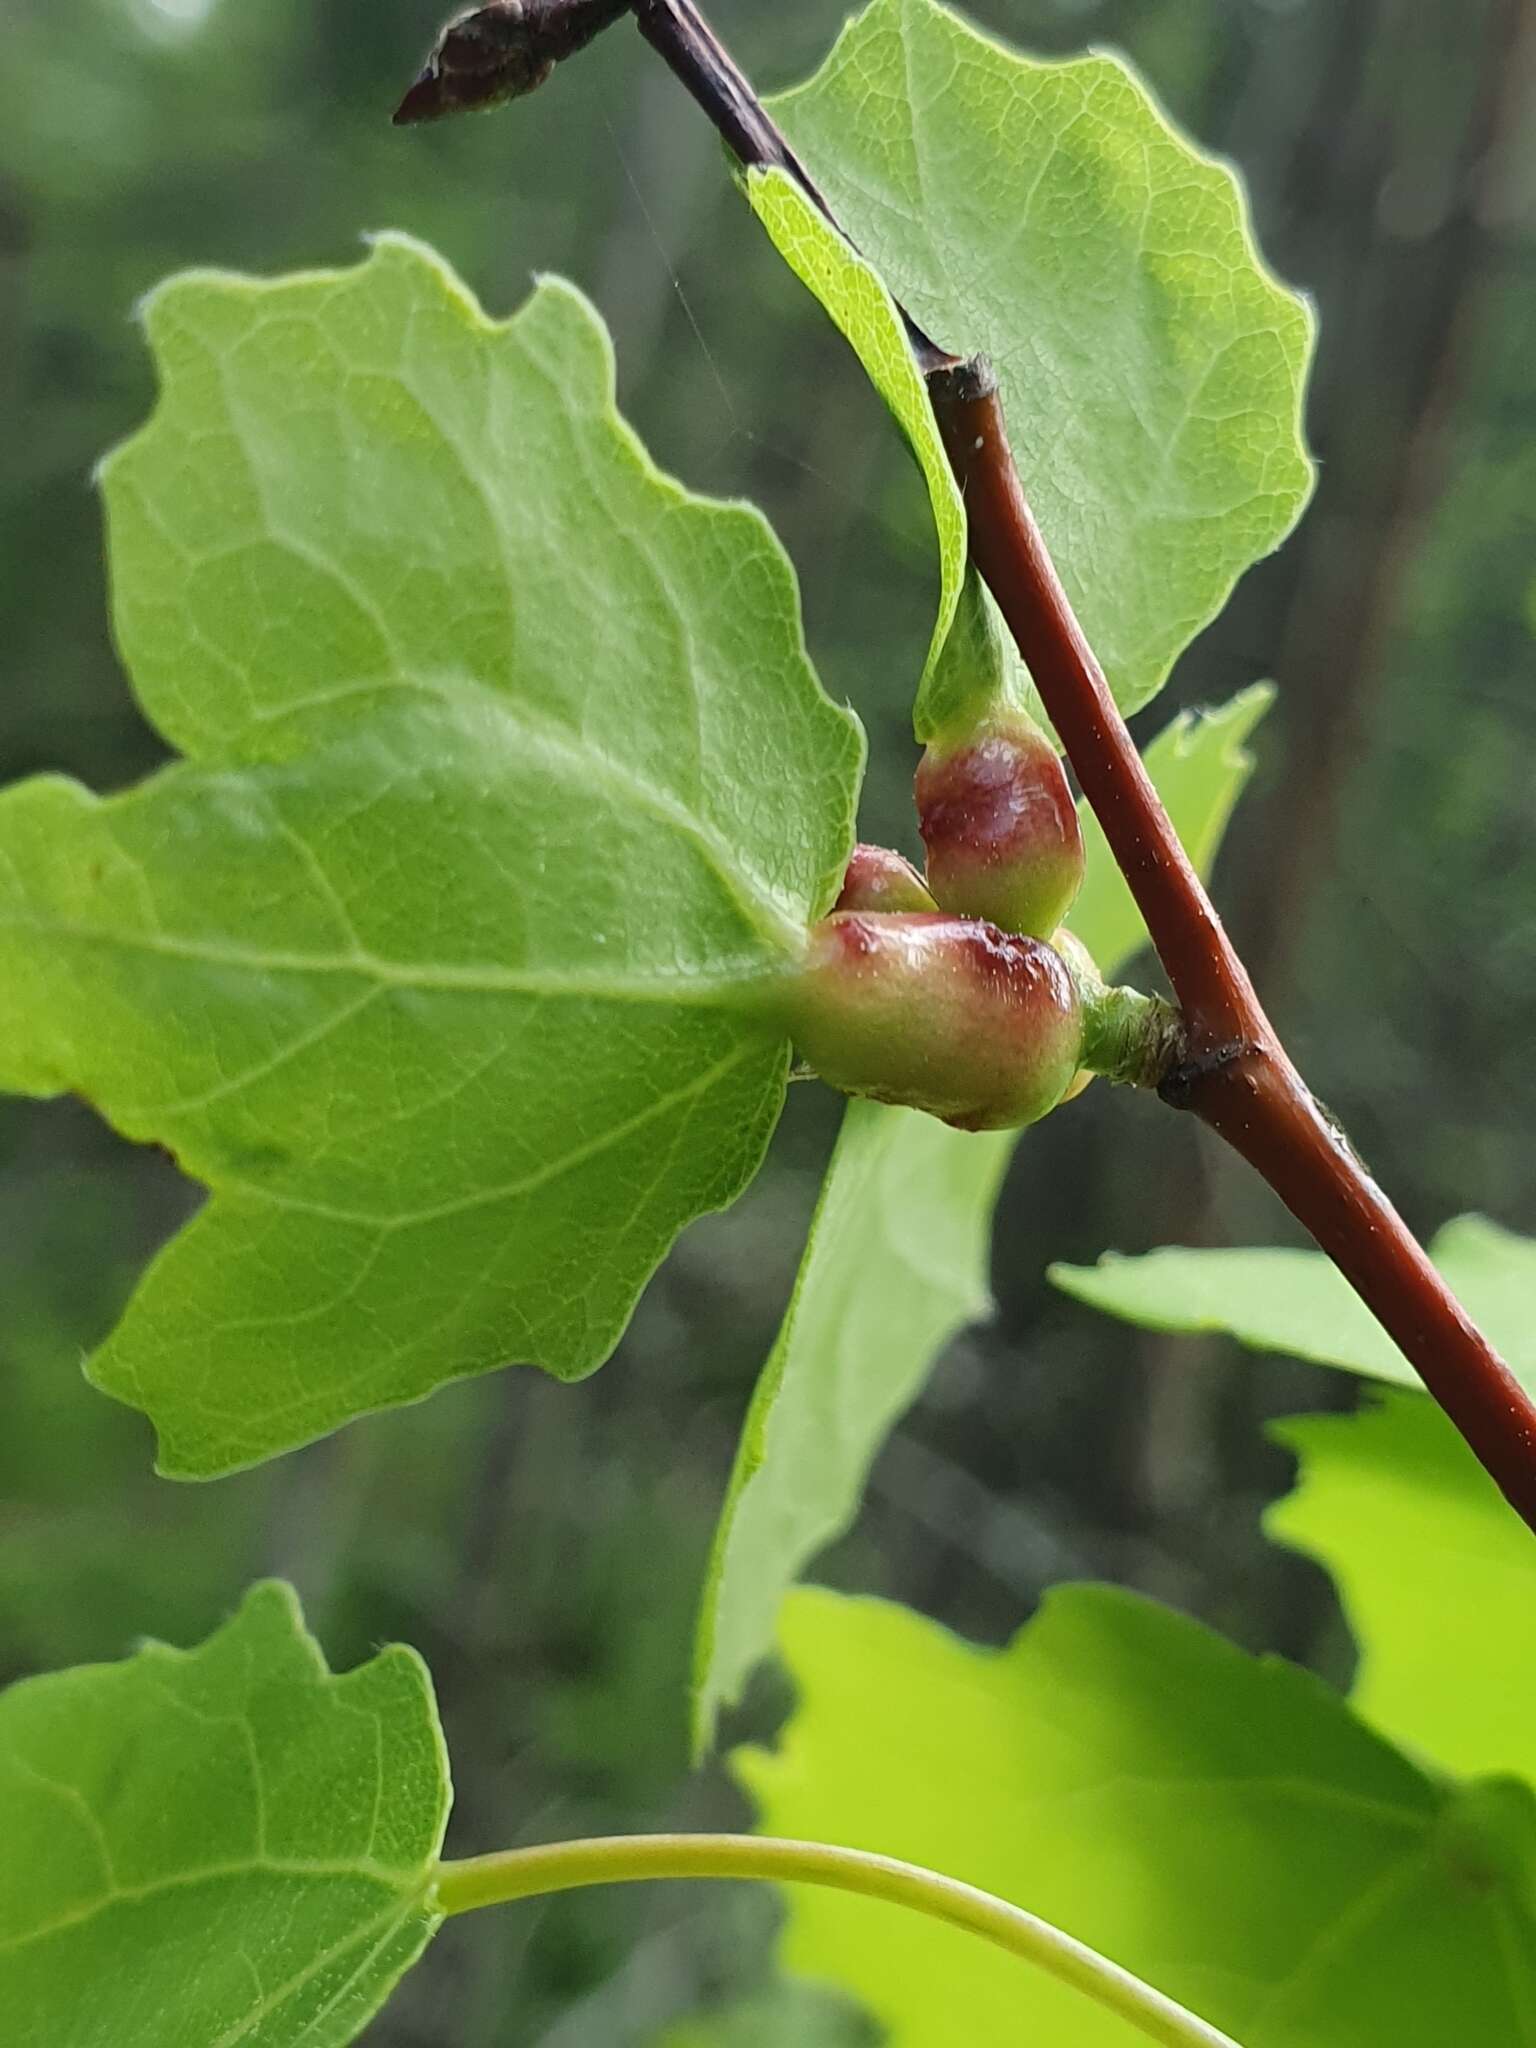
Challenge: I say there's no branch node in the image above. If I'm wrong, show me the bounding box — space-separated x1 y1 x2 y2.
1157 1039 1265 1111
927 354 999 407
393 0 1536 1533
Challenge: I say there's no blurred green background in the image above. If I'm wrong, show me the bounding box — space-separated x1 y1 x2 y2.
2 0 1534 2039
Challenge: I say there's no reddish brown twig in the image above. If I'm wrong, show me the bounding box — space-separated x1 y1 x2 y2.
394 0 1536 1533
928 359 1536 1527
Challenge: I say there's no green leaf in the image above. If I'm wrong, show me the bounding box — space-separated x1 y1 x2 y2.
738 1586 1536 2046
0 1582 449 2047
1270 1390 1536 1786
1050 1220 1536 1783
764 0 1316 726
693 691 1270 1752
919 565 1050 747
745 170 965 703
1049 1213 1536 1397
692 1103 1012 1753
0 235 863 1476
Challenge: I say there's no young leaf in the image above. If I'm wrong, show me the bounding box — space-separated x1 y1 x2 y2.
746 169 966 698
916 566 1050 749
761 0 1316 726
693 692 1269 1752
0 235 863 1476
0 1583 449 2047
1049 1213 1536 1397
1270 1390 1536 1786
738 1586 1536 2046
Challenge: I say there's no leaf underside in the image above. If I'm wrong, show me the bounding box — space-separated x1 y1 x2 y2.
0 1584 450 2048
0 235 863 1476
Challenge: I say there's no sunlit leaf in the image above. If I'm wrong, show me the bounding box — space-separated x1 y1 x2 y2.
739 1586 1536 2045
1270 1390 1536 1785
0 235 863 1475
761 0 1315 726
693 692 1269 1750
746 170 965 702
0 1583 449 2047
1049 1213 1536 1397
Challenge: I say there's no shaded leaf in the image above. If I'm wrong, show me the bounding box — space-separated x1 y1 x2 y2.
0 235 863 1475
1270 1390 1536 1785
693 692 1269 1750
0 1583 449 2047
739 1585 1536 2046
762 0 1315 726
692 1103 1012 1754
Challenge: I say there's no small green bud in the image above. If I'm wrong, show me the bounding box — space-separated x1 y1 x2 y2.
1051 926 1183 1093
785 911 1084 1132
835 843 939 916
916 710 1085 939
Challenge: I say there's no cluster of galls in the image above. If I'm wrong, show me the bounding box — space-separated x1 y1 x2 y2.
785 712 1095 1132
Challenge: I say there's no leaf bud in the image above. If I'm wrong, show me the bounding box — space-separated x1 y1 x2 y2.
1050 927 1183 1093
916 710 1084 939
835 843 938 916
785 912 1084 1132
394 0 626 125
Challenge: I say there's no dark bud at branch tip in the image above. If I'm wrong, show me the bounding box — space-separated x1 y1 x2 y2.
394 0 629 126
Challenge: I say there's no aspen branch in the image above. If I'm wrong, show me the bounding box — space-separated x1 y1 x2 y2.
394 0 1536 1535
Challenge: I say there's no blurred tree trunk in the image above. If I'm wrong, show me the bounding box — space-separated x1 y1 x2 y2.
1234 0 1533 994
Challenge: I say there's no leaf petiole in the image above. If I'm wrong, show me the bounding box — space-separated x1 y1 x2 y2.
433 1832 1241 2048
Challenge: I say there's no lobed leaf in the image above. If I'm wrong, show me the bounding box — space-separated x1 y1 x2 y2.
759 0 1315 730
0 1583 449 2047
1270 1390 1536 1786
693 690 1270 1751
739 1585 1536 2046
0 235 864 1475
1049 1213 1536 1397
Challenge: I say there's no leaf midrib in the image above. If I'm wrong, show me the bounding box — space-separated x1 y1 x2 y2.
0 1850 427 1959
0 912 775 1009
